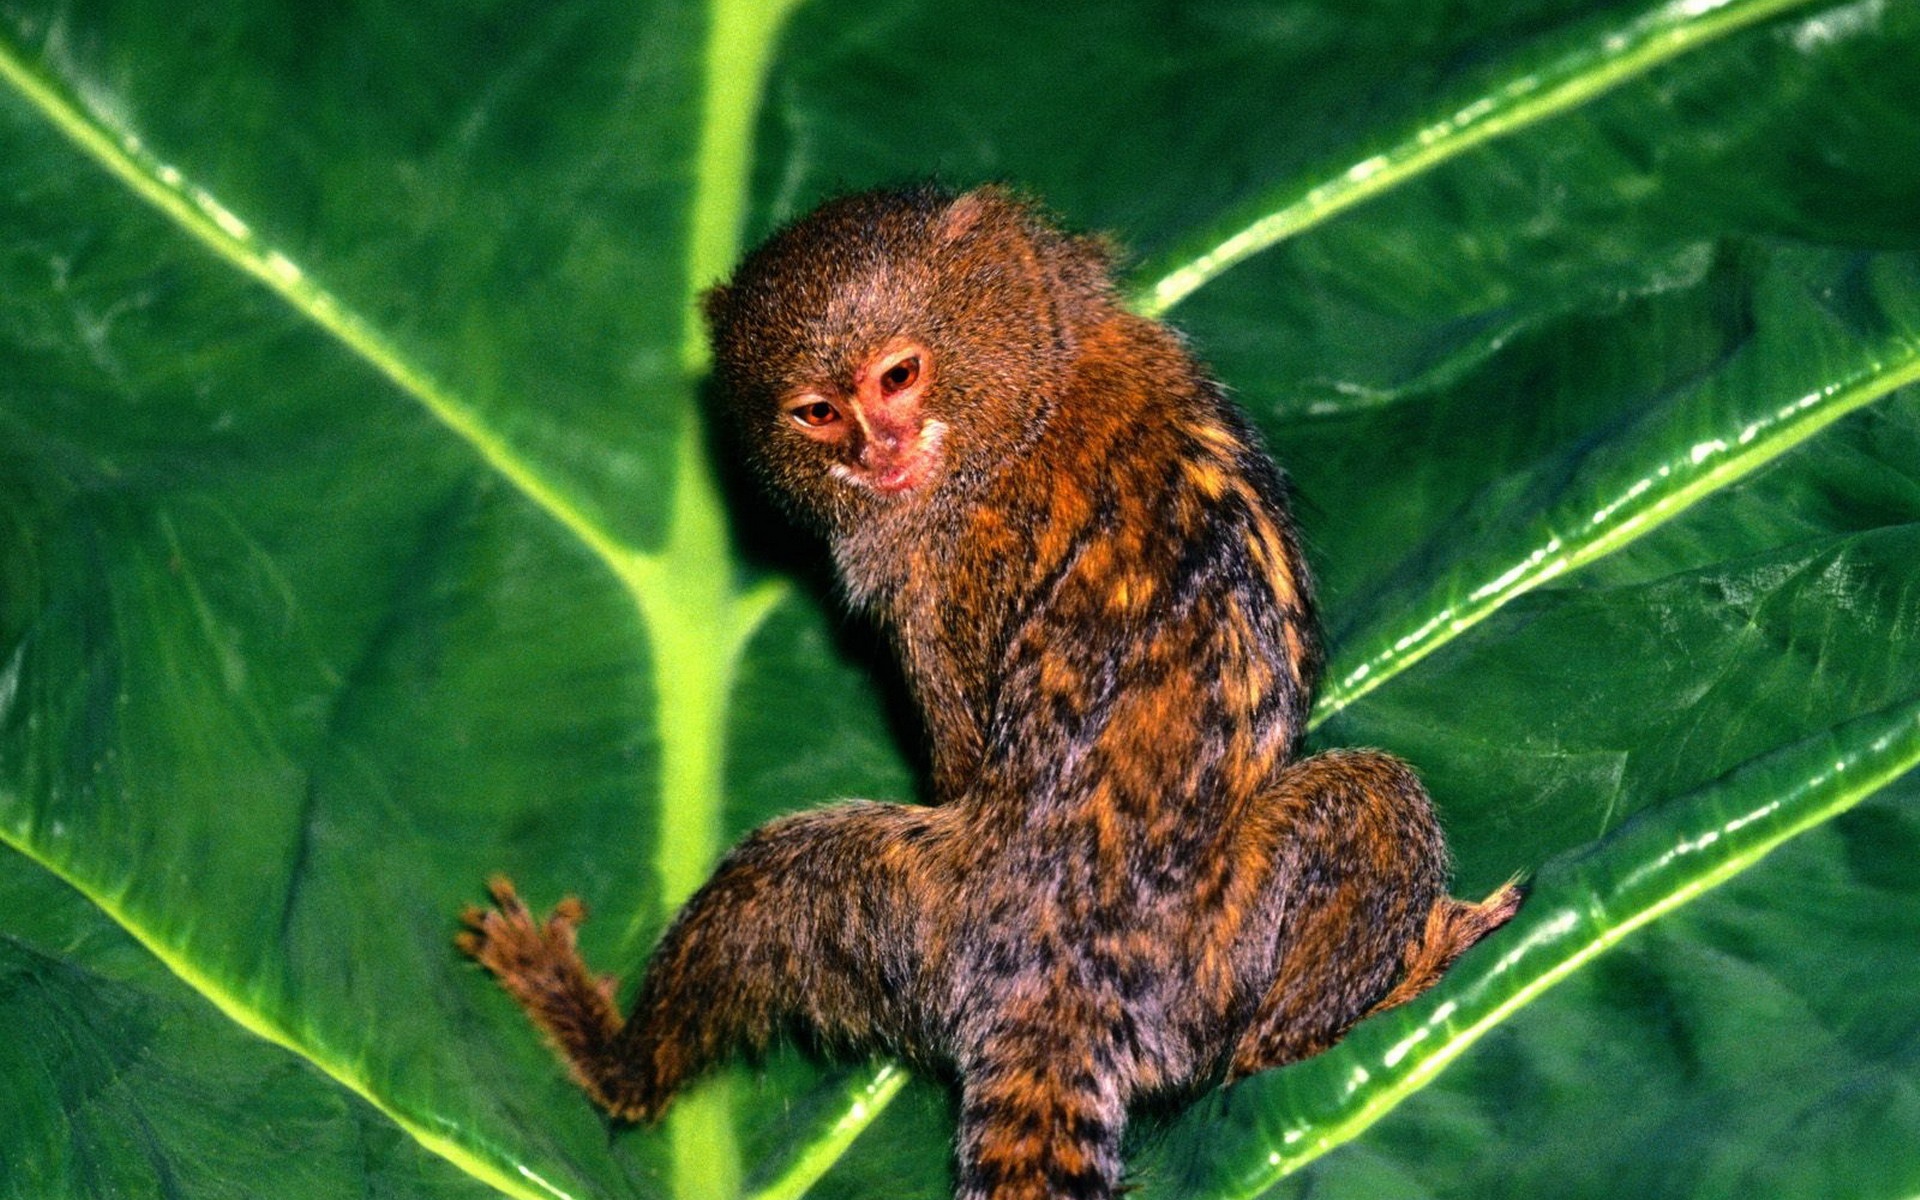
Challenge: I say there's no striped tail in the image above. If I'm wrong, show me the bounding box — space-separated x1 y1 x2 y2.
956 1058 1127 1200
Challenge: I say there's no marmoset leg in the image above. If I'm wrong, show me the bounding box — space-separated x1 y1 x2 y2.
460 799 943 1120
1227 750 1521 1076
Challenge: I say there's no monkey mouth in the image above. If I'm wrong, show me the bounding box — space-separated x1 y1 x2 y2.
870 466 921 493
832 419 949 494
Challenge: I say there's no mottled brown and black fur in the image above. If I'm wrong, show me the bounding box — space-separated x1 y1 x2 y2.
460 185 1521 1200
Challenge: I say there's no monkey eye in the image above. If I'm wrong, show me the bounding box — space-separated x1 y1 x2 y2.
789 399 841 428
878 356 920 395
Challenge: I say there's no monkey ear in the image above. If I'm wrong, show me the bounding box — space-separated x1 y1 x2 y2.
698 283 733 331
938 185 1015 245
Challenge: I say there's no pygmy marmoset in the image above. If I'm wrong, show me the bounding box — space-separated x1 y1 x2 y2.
460 184 1522 1200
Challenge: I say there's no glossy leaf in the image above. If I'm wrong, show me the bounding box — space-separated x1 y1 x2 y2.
2 1 1916 1198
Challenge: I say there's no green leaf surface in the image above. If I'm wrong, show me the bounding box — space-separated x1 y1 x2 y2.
2 0 1916 1198
0 860 501 1200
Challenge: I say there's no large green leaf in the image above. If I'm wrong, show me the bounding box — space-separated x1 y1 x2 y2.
2 1 1915 1198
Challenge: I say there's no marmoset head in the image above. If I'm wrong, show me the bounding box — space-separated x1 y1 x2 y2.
703 185 1114 532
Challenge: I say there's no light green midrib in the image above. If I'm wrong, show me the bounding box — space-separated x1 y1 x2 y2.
647 2 806 1199
651 0 806 927
1134 0 1822 316
680 0 806 372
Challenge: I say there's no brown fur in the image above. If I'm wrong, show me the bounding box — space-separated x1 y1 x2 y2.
459 185 1522 1199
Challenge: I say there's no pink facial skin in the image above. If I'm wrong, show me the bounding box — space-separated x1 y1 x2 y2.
786 340 948 495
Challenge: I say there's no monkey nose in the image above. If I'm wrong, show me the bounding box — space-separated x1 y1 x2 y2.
858 424 909 462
